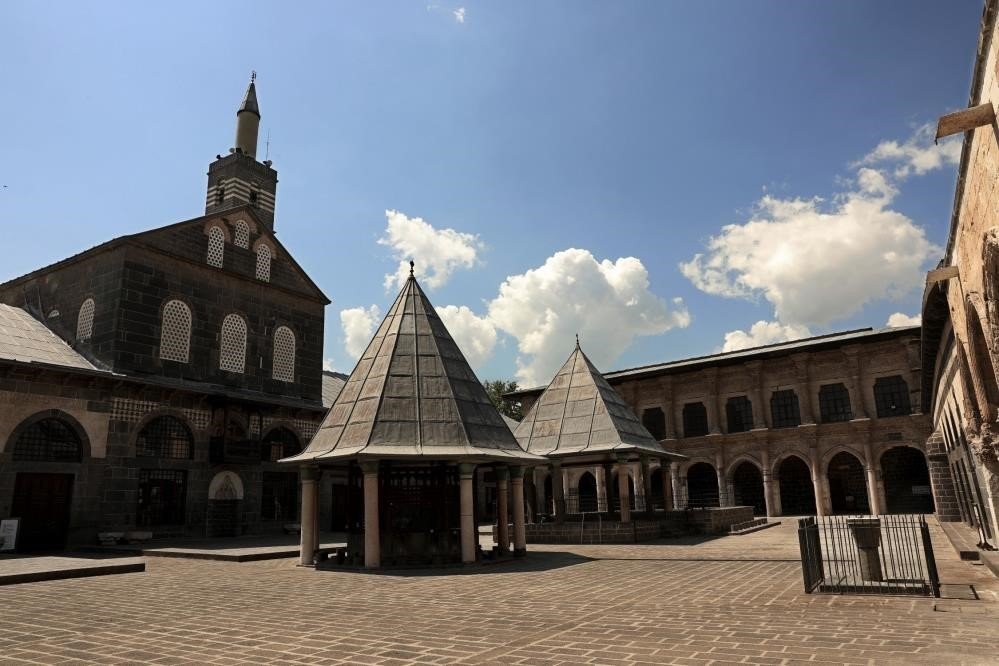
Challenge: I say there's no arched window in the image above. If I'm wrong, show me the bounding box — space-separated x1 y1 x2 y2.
215 179 226 206
233 220 249 249
874 376 911 418
726 396 754 433
818 383 852 423
76 298 95 341
159 300 192 363
136 416 193 459
682 402 709 437
641 407 666 439
219 314 247 373
261 426 301 462
207 226 225 268
255 244 271 282
272 326 295 382
770 389 801 428
13 417 82 462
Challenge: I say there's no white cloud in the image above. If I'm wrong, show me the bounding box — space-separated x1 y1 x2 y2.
453 7 466 22
436 305 496 369
855 123 962 179
722 320 812 353
378 210 482 291
487 249 690 386
323 358 337 372
340 305 381 360
886 312 921 327
680 167 939 328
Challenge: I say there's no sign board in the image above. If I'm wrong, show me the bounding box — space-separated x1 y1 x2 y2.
0 518 19 552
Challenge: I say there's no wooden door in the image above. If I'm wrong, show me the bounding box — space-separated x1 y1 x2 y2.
11 473 74 552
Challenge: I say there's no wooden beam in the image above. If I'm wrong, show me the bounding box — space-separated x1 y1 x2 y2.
935 102 996 143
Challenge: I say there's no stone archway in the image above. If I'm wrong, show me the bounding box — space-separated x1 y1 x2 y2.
207 471 244 537
777 455 815 515
827 451 870 515
731 461 765 515
577 472 598 512
686 462 719 508
881 446 935 514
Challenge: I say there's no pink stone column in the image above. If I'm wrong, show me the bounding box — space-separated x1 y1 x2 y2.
669 462 681 509
863 443 883 515
511 466 527 557
361 461 380 568
661 459 674 511
459 463 477 564
495 466 510 553
810 451 826 517
299 466 320 566
617 456 632 523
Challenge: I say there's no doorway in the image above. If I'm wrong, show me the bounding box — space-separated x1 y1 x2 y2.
11 473 74 552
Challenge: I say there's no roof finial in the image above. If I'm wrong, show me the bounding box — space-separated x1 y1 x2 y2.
575 333 580 348
409 260 415 277
251 70 256 83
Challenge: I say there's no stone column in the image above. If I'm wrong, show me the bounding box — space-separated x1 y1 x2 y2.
661 459 674 511
299 466 320 566
862 443 883 515
616 456 632 523
809 450 826 517
760 449 775 518
670 462 681 509
361 461 380 568
640 455 652 511
511 466 527 556
552 461 566 523
595 465 608 512
495 466 510 552
459 463 477 564
715 451 728 507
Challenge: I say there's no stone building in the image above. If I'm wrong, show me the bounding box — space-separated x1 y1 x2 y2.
508 326 940 519
0 77 338 551
921 0 999 547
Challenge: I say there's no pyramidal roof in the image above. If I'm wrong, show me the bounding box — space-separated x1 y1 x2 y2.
287 272 542 464
239 79 260 117
514 343 679 460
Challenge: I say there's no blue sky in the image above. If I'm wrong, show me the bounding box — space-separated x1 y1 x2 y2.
0 1 984 387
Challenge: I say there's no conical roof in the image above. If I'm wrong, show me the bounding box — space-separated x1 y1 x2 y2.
239 79 260 118
514 343 680 460
287 272 542 464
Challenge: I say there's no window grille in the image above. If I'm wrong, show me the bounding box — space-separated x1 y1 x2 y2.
136 416 193 459
255 244 271 281
272 326 295 382
770 389 801 428
233 219 249 248
159 300 192 363
641 407 666 439
13 418 82 462
261 427 301 462
219 313 247 373
76 298 95 341
207 226 225 268
874 375 912 417
726 396 754 433
682 402 709 438
137 469 187 526
818 383 853 423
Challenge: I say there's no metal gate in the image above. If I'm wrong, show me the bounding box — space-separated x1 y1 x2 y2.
797 515 940 597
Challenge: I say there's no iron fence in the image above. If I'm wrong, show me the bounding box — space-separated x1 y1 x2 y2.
564 491 648 515
797 514 940 597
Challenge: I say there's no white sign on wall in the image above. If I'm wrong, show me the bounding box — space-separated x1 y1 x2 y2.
0 519 19 552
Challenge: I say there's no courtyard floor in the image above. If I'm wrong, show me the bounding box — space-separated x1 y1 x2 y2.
1 520 998 665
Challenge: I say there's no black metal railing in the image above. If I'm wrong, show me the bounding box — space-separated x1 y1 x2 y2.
797 515 940 597
563 492 648 515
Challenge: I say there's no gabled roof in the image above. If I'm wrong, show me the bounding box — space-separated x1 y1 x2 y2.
287 273 542 464
513 343 680 460
0 305 96 370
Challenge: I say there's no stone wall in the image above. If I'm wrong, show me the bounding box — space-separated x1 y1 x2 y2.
523 519 666 544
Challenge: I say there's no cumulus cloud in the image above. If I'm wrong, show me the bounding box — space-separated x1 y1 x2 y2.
886 312 921 327
378 210 482 291
680 167 939 328
340 305 381 360
436 305 496 369
453 7 466 22
323 358 337 372
487 249 690 386
721 321 812 353
855 123 962 179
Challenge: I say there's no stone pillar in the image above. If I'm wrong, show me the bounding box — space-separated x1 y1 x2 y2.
670 462 681 509
809 451 826 517
760 450 775 518
603 462 615 512
459 463 477 564
495 466 510 552
640 455 652 511
617 456 632 523
715 451 728 507
361 461 380 568
552 461 566 523
511 466 527 556
661 459 674 511
862 443 883 515
596 465 608 512
299 466 320 566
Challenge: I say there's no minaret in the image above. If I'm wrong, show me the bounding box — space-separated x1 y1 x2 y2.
205 73 279 229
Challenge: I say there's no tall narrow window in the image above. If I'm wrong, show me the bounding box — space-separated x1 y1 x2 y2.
76 298 95 341
874 375 912 417
770 389 801 428
272 326 295 382
682 402 709 438
159 300 192 363
233 220 249 249
818 383 853 422
255 244 271 282
726 396 754 433
207 226 225 268
219 314 247 373
641 407 666 439
215 179 226 205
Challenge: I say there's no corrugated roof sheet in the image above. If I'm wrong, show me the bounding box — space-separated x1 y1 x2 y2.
0 304 96 370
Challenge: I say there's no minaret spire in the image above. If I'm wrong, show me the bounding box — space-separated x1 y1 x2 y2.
234 72 261 158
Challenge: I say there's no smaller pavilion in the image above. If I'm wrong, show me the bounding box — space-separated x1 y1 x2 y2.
513 341 686 523
284 264 543 567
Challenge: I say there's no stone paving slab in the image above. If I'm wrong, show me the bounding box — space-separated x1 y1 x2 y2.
97 533 348 562
0 554 144 586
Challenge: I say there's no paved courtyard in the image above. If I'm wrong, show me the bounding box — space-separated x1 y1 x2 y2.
1 521 998 665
